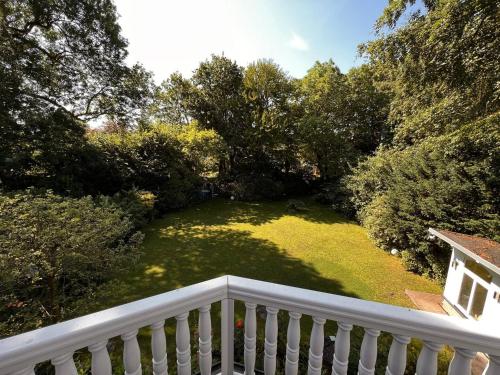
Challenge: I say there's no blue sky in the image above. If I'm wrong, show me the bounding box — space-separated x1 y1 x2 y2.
114 1 400 82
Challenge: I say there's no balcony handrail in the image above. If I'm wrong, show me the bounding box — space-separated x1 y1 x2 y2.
1 275 499 374
0 277 227 374
226 276 500 355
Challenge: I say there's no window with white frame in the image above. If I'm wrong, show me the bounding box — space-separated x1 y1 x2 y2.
457 260 492 320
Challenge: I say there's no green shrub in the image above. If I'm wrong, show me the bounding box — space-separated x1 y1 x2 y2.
173 121 228 178
225 174 285 201
155 176 197 212
0 190 143 336
98 189 156 229
313 182 355 218
346 114 500 281
88 125 201 213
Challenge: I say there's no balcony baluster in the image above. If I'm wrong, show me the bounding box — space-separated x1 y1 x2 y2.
385 334 410 375
198 305 212 375
244 302 257 375
307 317 325 375
151 321 167 375
121 330 142 375
52 352 77 375
89 341 112 375
175 312 191 375
416 341 442 375
358 328 380 375
285 312 301 375
264 307 279 375
448 347 476 375
332 322 352 375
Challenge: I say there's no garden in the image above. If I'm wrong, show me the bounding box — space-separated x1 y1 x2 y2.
0 0 498 373
81 198 446 374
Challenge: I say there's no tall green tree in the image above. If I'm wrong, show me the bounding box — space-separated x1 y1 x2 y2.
0 0 153 124
364 0 499 145
148 72 192 126
0 0 154 192
345 65 391 153
243 59 299 173
297 61 351 180
188 55 250 174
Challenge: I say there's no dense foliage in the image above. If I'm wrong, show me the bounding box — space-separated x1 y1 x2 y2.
348 114 500 279
0 190 143 336
0 0 154 193
88 125 201 211
367 0 499 146
0 0 153 124
296 61 389 181
146 56 389 200
347 0 500 280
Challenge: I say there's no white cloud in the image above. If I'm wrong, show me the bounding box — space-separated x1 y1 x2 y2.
288 32 309 51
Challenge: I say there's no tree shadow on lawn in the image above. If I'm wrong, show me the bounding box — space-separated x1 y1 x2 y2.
99 224 359 308
292 207 356 226
163 199 284 228
165 198 353 229
89 221 361 372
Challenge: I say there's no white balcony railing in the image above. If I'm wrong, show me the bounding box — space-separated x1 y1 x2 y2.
0 276 499 375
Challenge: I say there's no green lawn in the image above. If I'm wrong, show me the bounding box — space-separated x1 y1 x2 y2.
89 198 446 374
102 198 440 307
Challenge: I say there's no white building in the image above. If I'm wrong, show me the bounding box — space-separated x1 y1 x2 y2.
429 228 500 323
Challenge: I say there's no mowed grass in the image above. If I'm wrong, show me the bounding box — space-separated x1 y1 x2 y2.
103 198 440 307
88 198 446 374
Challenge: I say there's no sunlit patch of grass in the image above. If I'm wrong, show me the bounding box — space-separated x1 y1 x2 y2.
144 265 166 277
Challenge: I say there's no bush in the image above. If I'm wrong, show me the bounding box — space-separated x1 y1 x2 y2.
173 121 228 178
88 125 201 213
313 182 355 218
224 174 285 201
98 189 156 229
346 114 500 281
0 190 143 336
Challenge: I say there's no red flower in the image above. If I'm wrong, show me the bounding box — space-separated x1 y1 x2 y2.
235 319 244 329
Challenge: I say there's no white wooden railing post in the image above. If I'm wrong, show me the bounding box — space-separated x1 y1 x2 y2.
175 312 191 375
332 322 352 375
121 330 142 375
244 302 257 375
264 307 279 375
448 347 476 375
307 317 326 375
285 312 302 375
416 341 442 375
151 321 167 375
52 352 77 375
198 305 212 375
385 335 410 375
483 355 500 375
358 327 380 375
89 340 112 375
221 298 234 375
